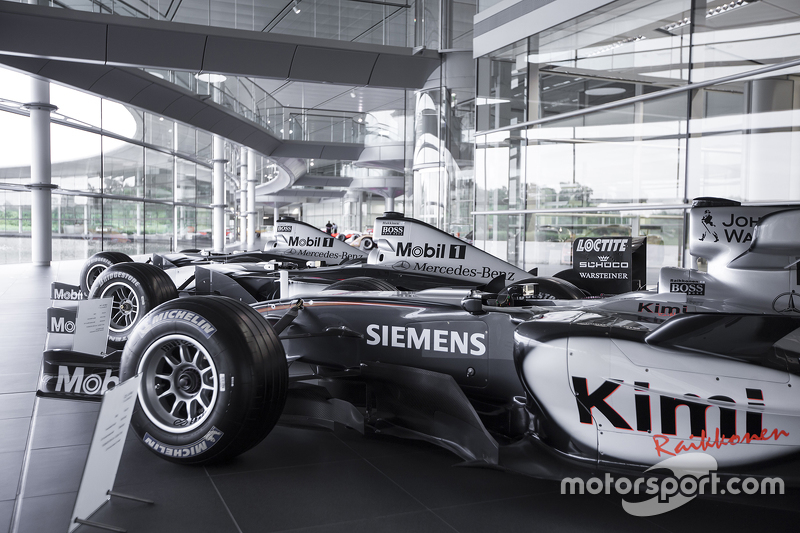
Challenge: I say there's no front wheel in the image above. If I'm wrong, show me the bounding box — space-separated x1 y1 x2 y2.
79 251 133 297
121 296 288 465
89 262 178 349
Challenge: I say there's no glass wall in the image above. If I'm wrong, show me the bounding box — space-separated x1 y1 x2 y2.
475 0 800 285
0 66 240 263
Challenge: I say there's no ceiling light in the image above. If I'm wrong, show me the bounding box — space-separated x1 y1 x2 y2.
292 0 301 14
310 160 315 166
195 73 227 83
585 87 626 96
586 35 646 57
350 91 356 98
475 97 510 106
707 0 749 18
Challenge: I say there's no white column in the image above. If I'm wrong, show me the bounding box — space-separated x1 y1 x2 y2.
239 150 247 246
247 149 257 247
385 188 395 212
25 78 56 266
212 135 226 252
274 205 279 227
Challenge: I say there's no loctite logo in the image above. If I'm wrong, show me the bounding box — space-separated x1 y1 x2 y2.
669 280 705 295
381 226 405 236
575 239 629 252
277 225 292 232
287 236 334 248
396 243 467 260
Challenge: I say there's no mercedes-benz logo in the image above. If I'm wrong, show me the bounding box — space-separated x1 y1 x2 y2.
392 260 411 271
772 290 800 314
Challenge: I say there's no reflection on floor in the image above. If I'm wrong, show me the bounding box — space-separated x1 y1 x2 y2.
1 259 799 533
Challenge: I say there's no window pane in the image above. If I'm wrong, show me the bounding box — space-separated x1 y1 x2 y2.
51 125 102 193
103 138 144 197
52 194 102 261
145 203 173 253
196 165 212 206
144 113 173 149
176 123 196 157
103 100 143 142
102 198 143 255
145 149 173 201
176 159 197 204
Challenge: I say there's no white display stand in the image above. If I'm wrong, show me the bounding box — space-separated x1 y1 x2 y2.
68 374 151 533
72 298 113 356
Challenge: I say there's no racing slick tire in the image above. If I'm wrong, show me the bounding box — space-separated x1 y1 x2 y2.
89 262 178 350
323 276 396 292
79 251 133 298
120 296 288 465
359 237 375 251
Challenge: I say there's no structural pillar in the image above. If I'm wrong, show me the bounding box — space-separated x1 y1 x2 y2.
212 135 226 253
274 204 279 227
24 78 57 266
247 149 257 247
239 151 247 246
385 188 396 212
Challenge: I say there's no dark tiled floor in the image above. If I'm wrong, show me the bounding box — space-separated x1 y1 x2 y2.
1 259 800 533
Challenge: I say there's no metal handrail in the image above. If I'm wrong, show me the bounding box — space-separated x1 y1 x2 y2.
475 57 800 138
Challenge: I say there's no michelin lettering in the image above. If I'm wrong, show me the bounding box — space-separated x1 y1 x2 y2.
141 309 217 338
143 427 223 458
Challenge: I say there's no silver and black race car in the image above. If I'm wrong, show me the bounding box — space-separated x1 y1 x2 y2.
48 197 796 484
77 214 586 349
42 198 800 484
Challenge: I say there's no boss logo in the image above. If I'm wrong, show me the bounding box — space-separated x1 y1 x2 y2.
669 280 705 295
381 226 405 236
277 225 293 232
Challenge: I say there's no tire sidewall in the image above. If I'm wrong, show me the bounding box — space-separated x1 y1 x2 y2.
81 255 117 297
90 268 150 345
121 302 258 463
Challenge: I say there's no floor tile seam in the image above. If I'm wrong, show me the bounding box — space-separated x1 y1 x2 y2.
266 509 447 533
352 452 461 533
204 467 245 533
205 456 366 479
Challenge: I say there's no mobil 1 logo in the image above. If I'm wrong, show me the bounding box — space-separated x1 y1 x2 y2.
48 307 77 334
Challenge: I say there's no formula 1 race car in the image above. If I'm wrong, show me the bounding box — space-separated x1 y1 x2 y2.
70 197 796 487
77 215 585 349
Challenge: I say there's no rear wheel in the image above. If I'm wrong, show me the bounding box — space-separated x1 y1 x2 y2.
89 263 177 349
79 251 132 297
359 237 375 251
120 296 288 464
323 276 396 292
